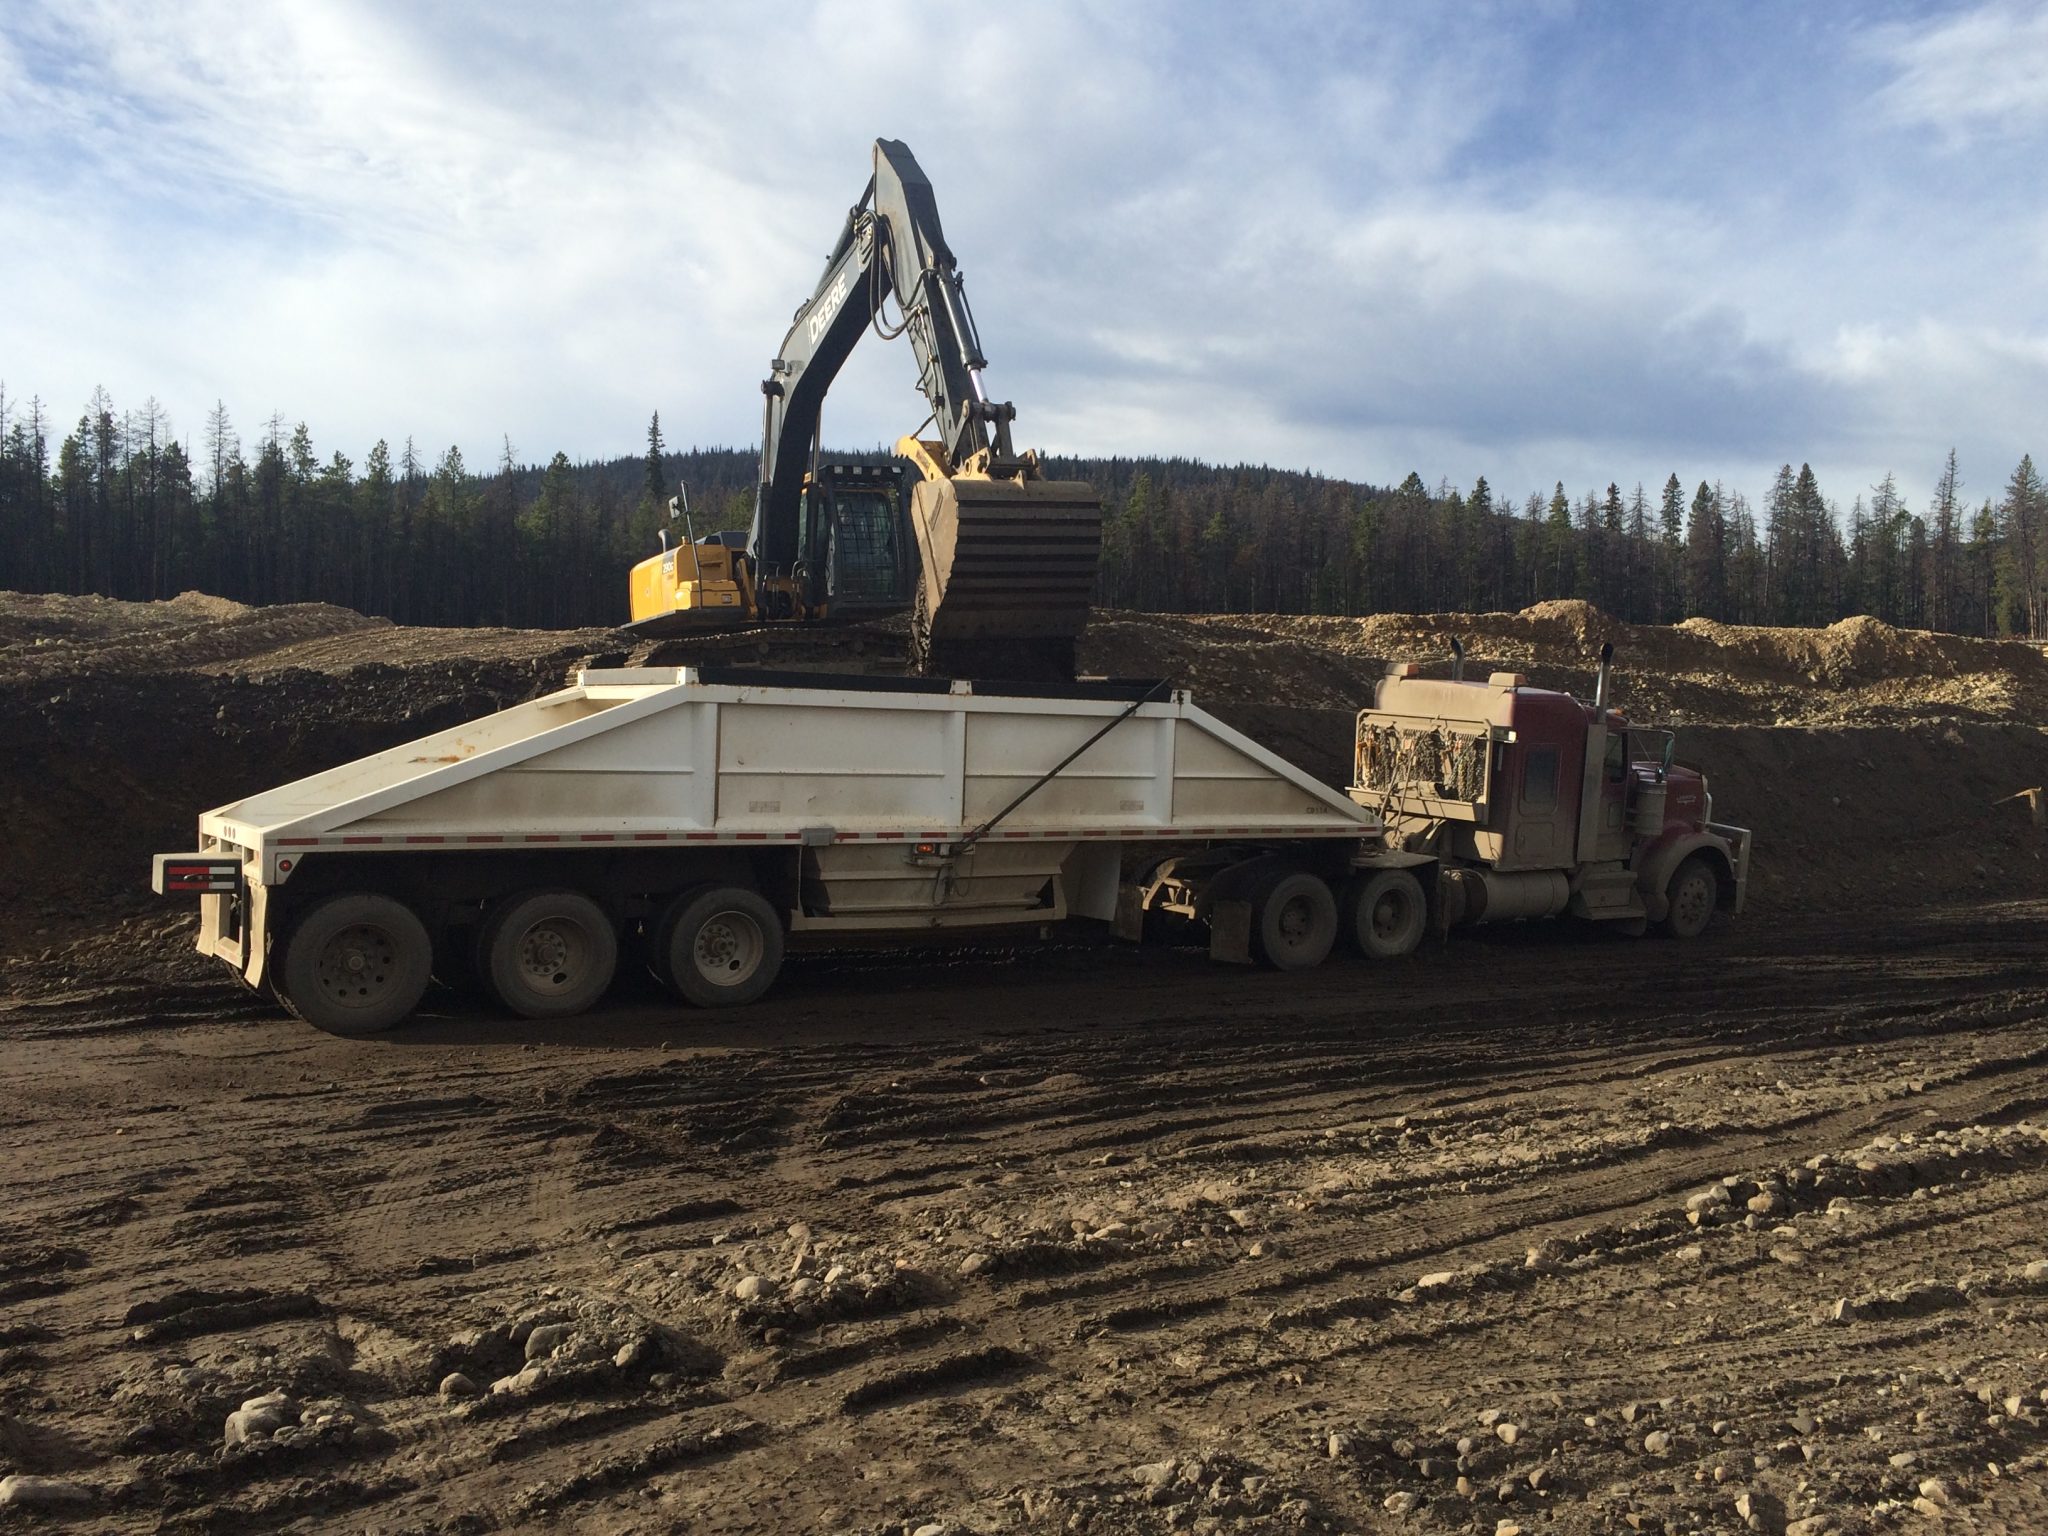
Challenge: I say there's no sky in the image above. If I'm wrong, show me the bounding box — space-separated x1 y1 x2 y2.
3 0 2046 515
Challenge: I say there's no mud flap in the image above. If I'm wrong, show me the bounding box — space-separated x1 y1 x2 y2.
243 880 272 991
1208 899 1253 965
1112 882 1146 943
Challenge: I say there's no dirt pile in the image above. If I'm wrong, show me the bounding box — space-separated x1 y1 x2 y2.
1084 599 2048 726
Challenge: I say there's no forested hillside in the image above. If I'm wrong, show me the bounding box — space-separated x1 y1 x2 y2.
2 386 2044 638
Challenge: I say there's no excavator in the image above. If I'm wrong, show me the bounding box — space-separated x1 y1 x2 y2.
626 139 1102 680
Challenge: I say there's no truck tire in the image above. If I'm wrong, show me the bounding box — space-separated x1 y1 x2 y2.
1344 868 1426 959
660 886 785 1008
1659 855 1718 939
1249 870 1337 971
277 892 432 1036
644 883 711 991
481 890 618 1019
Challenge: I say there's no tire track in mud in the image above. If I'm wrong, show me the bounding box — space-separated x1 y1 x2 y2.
2 908 2046 1533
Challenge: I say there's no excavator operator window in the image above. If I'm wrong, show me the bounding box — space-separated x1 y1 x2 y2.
827 490 906 602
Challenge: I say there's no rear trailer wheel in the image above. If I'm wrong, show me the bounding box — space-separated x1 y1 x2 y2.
1344 868 1427 959
277 893 432 1036
1250 870 1338 971
481 890 618 1018
661 886 786 1008
1659 855 1718 939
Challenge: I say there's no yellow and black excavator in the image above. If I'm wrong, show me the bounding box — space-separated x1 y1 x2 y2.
627 139 1101 679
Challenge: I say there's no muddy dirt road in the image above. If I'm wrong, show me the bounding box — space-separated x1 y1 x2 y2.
5 906 2047 1534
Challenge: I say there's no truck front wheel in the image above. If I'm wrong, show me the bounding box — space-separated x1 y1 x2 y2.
277 892 433 1036
481 890 619 1019
1250 870 1337 971
1344 869 1426 959
1659 856 1718 939
660 886 785 1008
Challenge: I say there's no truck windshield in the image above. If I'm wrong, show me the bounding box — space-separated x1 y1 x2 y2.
1628 728 1676 774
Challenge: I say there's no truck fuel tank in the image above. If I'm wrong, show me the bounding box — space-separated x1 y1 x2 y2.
1439 867 1571 925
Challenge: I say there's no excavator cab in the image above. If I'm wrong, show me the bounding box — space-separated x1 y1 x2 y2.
800 462 913 616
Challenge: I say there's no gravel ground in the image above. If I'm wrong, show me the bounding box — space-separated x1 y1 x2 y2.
1 908 2046 1533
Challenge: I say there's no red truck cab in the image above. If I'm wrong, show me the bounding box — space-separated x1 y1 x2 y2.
1350 651 1749 935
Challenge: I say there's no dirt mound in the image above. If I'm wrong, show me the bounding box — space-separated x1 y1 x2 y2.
1086 602 2048 727
0 589 385 685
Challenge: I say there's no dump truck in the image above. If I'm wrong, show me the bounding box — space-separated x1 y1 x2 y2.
152 653 1748 1035
627 139 1101 681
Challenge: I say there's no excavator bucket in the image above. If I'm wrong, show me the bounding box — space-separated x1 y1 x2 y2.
907 476 1102 680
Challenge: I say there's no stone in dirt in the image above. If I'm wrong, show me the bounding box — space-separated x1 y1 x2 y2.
224 1391 298 1446
1642 1430 1673 1455
733 1275 771 1302
524 1322 573 1359
491 1364 548 1396
1383 1490 1421 1514
438 1371 480 1399
0 1475 92 1509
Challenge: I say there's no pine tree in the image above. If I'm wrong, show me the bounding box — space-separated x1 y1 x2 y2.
1544 482 1574 598
1926 449 1961 633
1997 454 2046 636
1685 481 1725 621
1658 474 1685 621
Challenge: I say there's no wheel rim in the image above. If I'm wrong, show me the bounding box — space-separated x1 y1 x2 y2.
1370 890 1408 942
692 910 765 986
1277 894 1315 948
514 916 596 996
1674 873 1712 930
313 922 403 1011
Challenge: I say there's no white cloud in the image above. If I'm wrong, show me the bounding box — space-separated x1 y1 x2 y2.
1869 2 2048 143
0 0 2040 519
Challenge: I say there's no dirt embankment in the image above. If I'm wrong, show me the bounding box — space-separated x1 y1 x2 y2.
1083 599 2048 726
2 590 2044 980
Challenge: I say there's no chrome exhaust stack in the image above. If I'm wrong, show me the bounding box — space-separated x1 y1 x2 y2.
1449 637 1465 682
1593 641 1614 710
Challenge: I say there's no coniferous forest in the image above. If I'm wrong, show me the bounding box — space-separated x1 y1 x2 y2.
2 385 2045 639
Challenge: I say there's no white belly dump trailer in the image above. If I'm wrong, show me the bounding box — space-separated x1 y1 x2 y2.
153 669 1390 1034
